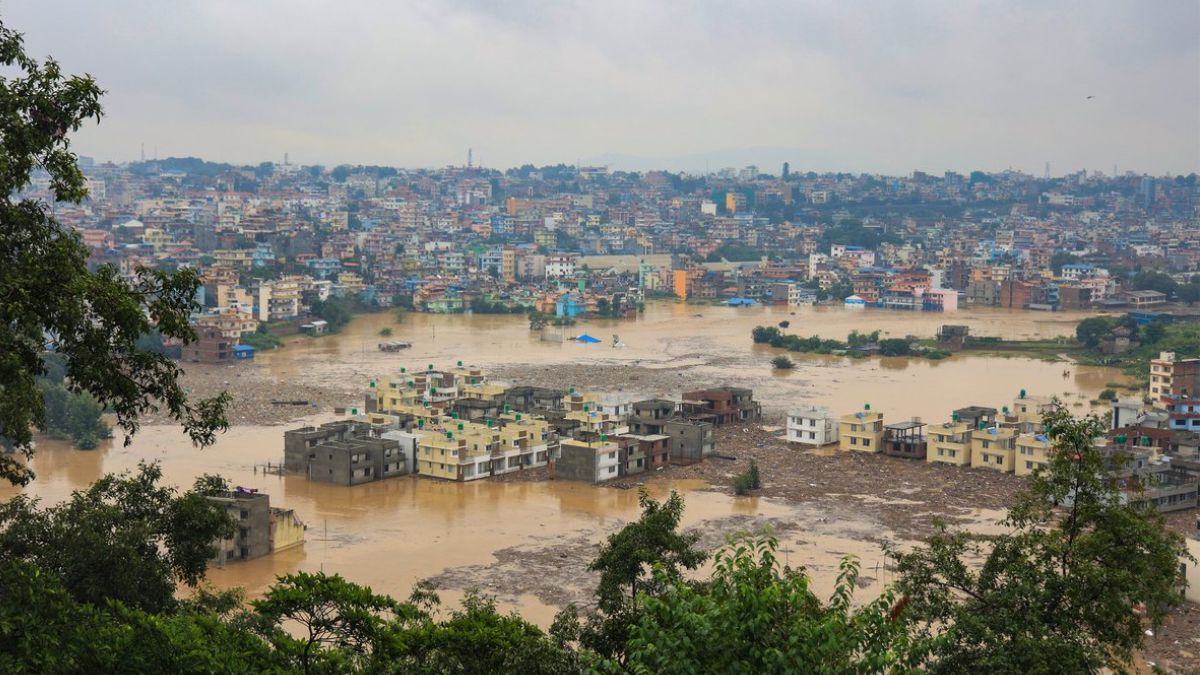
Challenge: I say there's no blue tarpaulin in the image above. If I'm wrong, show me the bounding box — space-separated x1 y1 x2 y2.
574 334 601 343
726 297 757 306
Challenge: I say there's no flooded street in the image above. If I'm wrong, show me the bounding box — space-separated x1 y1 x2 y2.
4 304 1122 624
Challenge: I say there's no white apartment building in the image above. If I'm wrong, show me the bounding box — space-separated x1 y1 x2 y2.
787 405 839 447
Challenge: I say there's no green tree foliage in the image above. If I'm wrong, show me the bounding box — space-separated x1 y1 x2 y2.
0 23 229 485
891 407 1190 673
0 559 277 673
399 591 577 674
1051 251 1081 275
1179 281 1200 305
1130 270 1179 296
705 242 764 262
0 462 234 613
310 296 356 332
567 490 706 662
1075 316 1116 349
879 338 912 356
770 354 795 370
250 571 402 674
733 460 762 495
613 537 921 674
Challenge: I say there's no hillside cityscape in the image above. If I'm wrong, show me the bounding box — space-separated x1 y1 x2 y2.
3 4 1200 675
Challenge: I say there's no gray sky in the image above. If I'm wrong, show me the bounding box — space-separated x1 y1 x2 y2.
6 0 1199 174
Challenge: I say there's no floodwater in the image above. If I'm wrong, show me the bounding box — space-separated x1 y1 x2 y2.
3 303 1121 623
257 302 1125 424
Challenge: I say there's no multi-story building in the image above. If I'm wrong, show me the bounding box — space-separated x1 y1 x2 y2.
181 325 235 364
838 408 884 453
882 419 928 460
284 420 409 485
928 419 972 467
681 387 761 425
557 435 622 482
617 433 670 474
1011 392 1056 428
208 489 271 564
786 405 839 447
417 422 501 481
1150 351 1200 401
257 276 303 321
970 426 1017 472
1014 433 1053 476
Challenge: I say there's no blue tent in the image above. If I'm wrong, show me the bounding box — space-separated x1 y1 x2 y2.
726 297 757 306
574 334 601 343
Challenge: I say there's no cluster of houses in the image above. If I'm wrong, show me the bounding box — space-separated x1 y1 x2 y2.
281 364 761 485
788 357 1200 515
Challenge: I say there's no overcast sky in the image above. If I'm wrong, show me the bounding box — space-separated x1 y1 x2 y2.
5 0 1199 174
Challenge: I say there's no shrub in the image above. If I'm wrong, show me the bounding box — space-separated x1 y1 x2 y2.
771 355 795 370
733 460 762 495
1098 388 1117 401
379 327 393 337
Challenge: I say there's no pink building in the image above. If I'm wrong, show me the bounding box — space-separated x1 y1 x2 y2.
924 288 959 312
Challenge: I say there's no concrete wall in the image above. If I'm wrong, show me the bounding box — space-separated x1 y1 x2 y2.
557 444 598 482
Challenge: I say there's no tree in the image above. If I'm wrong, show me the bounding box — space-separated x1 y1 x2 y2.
570 490 706 662
398 591 577 674
1142 319 1166 344
891 407 1190 673
1131 270 1178 296
771 355 795 370
1051 251 1081 275
310 296 355 332
0 559 278 673
1075 316 1115 349
1179 281 1200 305
251 571 402 674
0 462 234 613
879 338 912 356
0 22 229 486
614 536 921 674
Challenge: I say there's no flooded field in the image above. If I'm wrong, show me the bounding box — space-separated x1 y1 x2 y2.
3 303 1126 624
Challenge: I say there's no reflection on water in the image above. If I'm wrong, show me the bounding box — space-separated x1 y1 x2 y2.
1 305 1127 624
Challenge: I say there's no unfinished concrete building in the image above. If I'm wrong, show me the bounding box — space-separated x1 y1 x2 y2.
283 420 409 485
680 387 761 425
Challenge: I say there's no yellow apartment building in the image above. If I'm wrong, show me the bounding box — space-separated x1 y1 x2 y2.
838 409 884 453
928 420 972 467
1011 392 1056 426
970 426 1018 472
417 422 500 481
1015 433 1053 476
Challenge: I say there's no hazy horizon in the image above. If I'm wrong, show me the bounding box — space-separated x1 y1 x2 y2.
6 0 1199 174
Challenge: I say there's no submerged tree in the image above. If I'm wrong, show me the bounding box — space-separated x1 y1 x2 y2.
0 21 229 486
891 407 1190 673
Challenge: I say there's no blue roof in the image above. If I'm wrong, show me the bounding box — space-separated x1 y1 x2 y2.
727 298 757 306
575 334 601 343
233 345 256 353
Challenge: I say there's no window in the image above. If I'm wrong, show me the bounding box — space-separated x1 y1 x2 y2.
808 431 816 440
850 437 858 445
862 438 870 447
239 510 248 519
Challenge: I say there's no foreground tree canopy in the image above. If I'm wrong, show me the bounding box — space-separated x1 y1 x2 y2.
0 21 229 485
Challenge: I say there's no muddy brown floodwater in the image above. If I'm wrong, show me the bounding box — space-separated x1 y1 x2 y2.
2 303 1132 627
